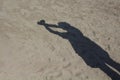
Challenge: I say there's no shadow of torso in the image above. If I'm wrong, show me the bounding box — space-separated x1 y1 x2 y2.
59 27 109 67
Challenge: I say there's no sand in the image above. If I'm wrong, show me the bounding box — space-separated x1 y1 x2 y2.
0 0 120 80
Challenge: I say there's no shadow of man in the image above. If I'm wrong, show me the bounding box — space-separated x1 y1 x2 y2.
38 20 120 80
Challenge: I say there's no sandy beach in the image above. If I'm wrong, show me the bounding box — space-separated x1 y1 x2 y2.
0 0 120 80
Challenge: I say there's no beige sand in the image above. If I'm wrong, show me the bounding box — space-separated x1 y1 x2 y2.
0 0 120 80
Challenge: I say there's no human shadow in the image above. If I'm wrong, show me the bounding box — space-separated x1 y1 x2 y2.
37 20 120 80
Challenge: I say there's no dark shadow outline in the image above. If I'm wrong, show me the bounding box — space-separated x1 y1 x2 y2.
38 20 120 80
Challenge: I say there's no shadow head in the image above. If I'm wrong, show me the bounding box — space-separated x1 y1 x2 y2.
58 22 71 30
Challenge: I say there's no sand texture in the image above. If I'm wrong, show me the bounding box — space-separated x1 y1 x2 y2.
0 0 120 80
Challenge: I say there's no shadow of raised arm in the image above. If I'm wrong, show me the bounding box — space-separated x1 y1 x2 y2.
37 20 68 38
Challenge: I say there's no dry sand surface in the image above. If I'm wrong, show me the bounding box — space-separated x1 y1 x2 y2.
0 0 120 80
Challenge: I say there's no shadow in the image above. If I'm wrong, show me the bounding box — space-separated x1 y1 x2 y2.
37 20 120 80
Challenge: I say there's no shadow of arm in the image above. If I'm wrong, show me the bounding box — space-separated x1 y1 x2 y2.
44 24 59 28
45 26 67 38
45 25 60 34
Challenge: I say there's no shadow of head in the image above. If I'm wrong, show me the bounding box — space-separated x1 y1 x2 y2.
58 22 72 30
